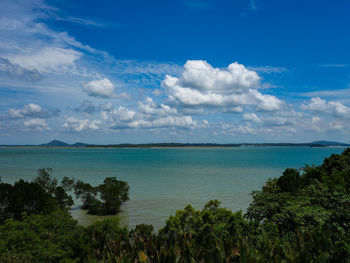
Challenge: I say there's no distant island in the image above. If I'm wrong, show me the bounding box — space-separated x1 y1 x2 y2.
1 139 349 148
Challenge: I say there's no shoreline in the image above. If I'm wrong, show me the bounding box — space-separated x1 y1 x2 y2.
1 145 347 149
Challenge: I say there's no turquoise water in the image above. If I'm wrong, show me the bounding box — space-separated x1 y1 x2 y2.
0 147 345 229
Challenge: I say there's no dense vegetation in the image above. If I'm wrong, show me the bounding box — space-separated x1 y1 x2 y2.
1 148 350 262
0 168 129 220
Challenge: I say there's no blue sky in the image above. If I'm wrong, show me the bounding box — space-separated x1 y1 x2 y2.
0 0 350 144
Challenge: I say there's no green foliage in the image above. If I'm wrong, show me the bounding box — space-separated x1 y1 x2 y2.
157 201 248 262
0 210 84 263
34 168 74 209
74 179 97 210
99 177 129 215
74 177 129 215
276 168 300 192
0 169 77 224
246 147 350 262
0 179 57 223
82 218 129 262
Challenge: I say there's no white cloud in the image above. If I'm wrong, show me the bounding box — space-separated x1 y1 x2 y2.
109 107 137 122
327 120 350 133
180 60 260 93
102 97 197 130
329 101 350 116
23 118 50 131
243 113 260 123
10 103 42 118
301 97 329 112
301 97 350 118
252 90 283 111
7 47 82 73
138 97 178 117
9 103 59 119
126 116 197 129
63 117 101 132
83 78 115 98
162 60 284 112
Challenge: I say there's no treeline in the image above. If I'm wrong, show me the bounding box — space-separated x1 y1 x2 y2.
85 142 348 148
1 148 350 262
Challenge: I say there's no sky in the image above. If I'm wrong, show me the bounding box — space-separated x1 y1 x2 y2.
0 0 350 144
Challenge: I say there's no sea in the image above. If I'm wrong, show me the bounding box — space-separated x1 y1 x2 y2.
0 146 345 229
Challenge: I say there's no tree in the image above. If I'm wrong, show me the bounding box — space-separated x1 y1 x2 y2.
276 168 300 192
34 168 74 209
0 180 57 223
98 177 129 215
74 180 97 210
74 177 129 215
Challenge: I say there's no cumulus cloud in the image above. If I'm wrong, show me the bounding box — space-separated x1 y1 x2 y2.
126 116 197 129
162 60 284 112
63 117 101 132
9 103 59 119
180 60 260 93
83 78 116 98
301 97 350 118
108 107 137 122
102 97 197 130
23 118 50 131
138 97 178 117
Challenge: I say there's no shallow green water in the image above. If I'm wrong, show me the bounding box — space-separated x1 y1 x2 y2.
0 147 345 229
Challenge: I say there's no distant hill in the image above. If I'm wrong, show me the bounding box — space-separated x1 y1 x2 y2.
39 140 89 147
311 141 349 146
40 140 69 147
